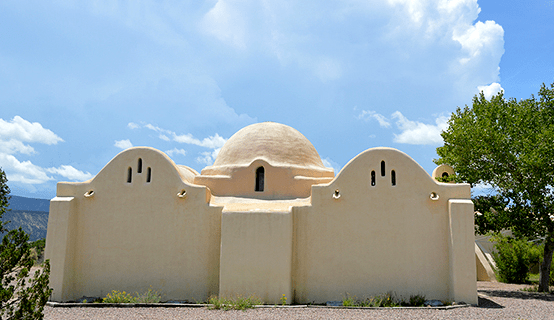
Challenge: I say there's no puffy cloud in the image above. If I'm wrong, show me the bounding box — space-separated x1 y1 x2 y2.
0 153 52 184
195 148 221 166
478 82 504 99
165 148 186 157
173 133 226 149
0 116 63 145
47 165 93 181
0 139 35 155
138 122 228 149
0 116 92 185
392 111 449 145
357 110 391 128
127 122 140 129
114 139 133 149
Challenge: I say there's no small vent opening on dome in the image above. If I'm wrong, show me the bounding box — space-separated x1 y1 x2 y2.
255 166 265 192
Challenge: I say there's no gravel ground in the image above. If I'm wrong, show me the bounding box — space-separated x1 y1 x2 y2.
44 282 554 320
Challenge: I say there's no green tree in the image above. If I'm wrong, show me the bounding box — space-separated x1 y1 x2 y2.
435 82 554 292
0 168 52 319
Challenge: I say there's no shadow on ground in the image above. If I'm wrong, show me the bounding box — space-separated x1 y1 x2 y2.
477 296 504 308
479 289 554 302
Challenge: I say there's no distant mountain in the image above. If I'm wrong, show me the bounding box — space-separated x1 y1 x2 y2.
1 195 50 241
8 195 50 212
2 210 48 241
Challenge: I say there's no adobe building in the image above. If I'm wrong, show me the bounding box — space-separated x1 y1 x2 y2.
45 122 478 304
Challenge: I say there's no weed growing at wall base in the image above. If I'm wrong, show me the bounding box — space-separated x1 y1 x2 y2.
208 295 262 310
341 292 426 307
102 288 162 303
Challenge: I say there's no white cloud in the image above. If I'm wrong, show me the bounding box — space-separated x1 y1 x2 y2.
165 148 186 157
0 153 52 184
0 116 63 145
201 0 247 50
0 116 94 186
357 110 391 128
195 148 221 166
128 122 140 129
477 82 503 99
392 111 449 145
138 122 227 149
173 133 226 149
47 165 93 181
321 157 341 175
114 139 133 149
0 139 35 155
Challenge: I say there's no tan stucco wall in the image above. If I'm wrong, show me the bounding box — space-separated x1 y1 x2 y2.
195 159 333 199
45 143 477 305
292 148 477 304
219 205 293 304
45 147 222 302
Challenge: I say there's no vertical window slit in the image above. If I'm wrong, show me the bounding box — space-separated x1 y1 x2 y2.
127 167 132 183
381 161 386 177
371 170 376 186
255 166 265 192
391 170 396 186
137 158 142 173
146 167 151 183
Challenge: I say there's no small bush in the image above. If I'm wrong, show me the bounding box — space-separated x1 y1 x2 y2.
208 295 262 310
103 290 136 303
407 294 426 307
492 235 532 284
102 288 162 303
135 288 162 303
342 292 406 307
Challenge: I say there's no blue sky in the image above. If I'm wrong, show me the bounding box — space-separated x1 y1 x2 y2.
1 0 553 199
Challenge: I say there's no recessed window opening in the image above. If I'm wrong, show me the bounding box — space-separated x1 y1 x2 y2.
146 167 151 183
381 161 386 177
127 167 132 183
442 172 449 178
371 170 376 186
255 166 265 192
391 170 396 186
137 158 142 173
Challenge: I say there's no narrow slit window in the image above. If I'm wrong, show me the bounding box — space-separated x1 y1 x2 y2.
371 170 376 186
146 167 151 183
391 170 396 186
137 158 142 173
127 167 132 183
255 166 265 192
381 161 386 177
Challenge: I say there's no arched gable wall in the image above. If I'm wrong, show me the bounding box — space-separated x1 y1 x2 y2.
45 147 222 301
292 148 476 304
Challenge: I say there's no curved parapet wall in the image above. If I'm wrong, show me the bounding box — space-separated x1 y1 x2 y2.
195 122 334 199
45 147 222 302
293 147 476 304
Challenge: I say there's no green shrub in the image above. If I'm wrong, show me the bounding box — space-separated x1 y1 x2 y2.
208 295 262 310
492 235 532 284
103 290 137 303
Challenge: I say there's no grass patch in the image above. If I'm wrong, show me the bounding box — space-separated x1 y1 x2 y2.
102 287 162 303
207 295 262 310
342 292 425 307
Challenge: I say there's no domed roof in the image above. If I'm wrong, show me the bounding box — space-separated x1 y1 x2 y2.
212 122 327 169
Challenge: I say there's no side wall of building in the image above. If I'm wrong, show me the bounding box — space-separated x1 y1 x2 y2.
292 148 477 304
45 148 222 302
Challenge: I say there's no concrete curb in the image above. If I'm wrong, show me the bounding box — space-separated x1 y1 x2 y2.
47 301 471 310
